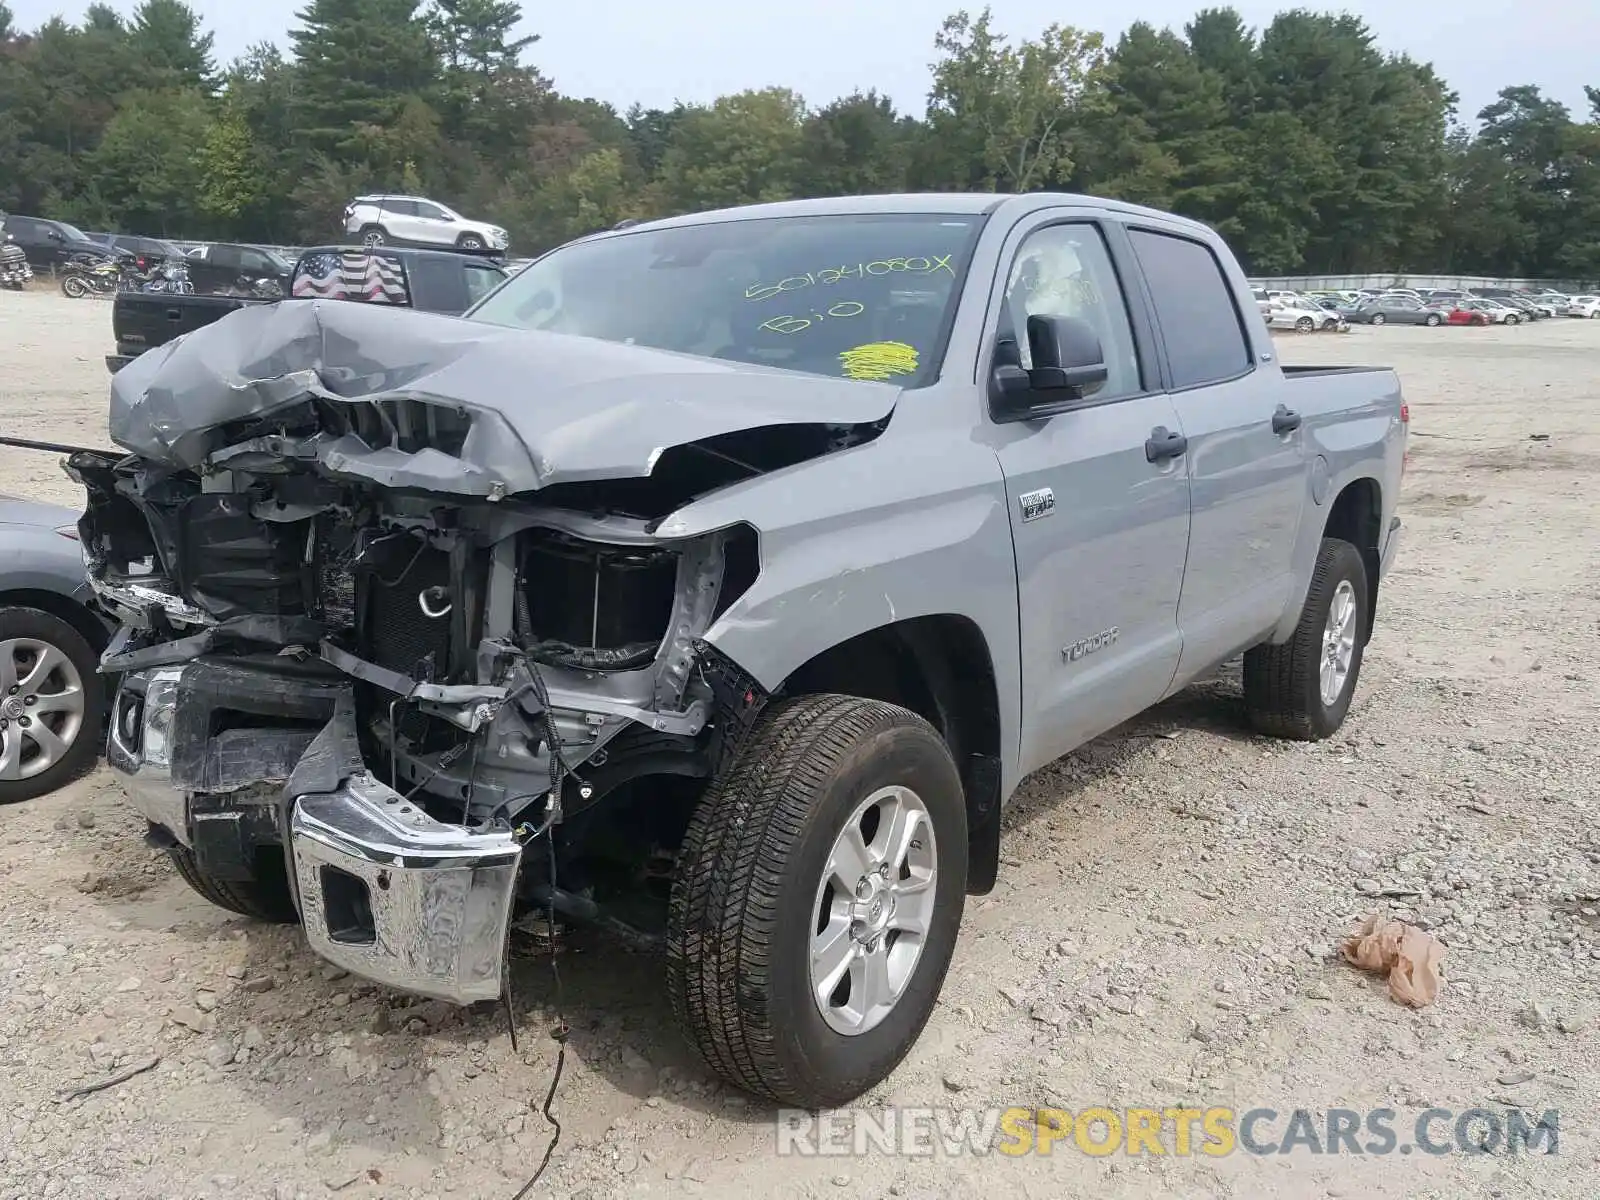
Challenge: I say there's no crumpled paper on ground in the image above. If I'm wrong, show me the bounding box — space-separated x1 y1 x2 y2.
1341 913 1445 1008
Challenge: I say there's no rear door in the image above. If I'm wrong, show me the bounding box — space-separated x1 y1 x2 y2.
410 201 454 246
986 212 1192 775
1127 225 1308 683
381 199 422 243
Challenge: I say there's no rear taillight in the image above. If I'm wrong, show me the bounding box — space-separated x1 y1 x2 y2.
1399 403 1409 425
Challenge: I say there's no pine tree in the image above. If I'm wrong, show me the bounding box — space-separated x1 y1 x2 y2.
288 0 439 160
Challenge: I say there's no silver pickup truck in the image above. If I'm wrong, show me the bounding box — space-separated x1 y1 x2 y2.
69 192 1405 1108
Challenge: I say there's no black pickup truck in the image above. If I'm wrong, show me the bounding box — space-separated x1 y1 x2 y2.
107 244 510 373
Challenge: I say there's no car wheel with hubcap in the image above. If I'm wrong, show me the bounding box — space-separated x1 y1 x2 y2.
1295 316 1315 333
1243 537 1369 741
457 234 485 251
360 226 387 248
1368 312 1385 326
667 694 967 1108
1425 313 1441 326
0 608 103 803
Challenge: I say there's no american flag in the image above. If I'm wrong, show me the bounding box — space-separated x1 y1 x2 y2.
291 250 409 305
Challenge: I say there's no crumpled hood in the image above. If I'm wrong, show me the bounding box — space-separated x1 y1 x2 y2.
108 299 900 494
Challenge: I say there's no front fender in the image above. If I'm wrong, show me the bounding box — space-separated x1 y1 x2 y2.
659 431 1024 792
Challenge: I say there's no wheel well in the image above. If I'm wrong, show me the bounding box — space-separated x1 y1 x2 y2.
0 589 109 656
1323 479 1382 641
778 615 1004 895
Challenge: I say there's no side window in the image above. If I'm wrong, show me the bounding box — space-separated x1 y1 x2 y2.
1001 223 1140 398
209 246 242 270
413 202 448 221
238 249 272 274
383 199 417 217
1128 229 1252 390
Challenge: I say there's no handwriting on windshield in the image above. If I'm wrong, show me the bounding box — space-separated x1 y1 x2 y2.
759 301 866 335
746 255 955 302
839 341 919 382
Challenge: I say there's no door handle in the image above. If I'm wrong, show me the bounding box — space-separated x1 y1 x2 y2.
1145 426 1188 463
1272 405 1303 434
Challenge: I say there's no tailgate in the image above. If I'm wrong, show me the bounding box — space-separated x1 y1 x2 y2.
111 293 251 361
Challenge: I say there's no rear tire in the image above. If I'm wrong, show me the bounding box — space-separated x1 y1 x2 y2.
1244 538 1369 741
667 694 968 1108
1295 316 1314 333
168 844 298 923
60 274 88 299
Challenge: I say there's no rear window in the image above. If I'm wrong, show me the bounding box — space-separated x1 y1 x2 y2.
292 250 411 305
1128 230 1251 390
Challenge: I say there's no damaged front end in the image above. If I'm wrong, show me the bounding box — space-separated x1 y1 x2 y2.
83 299 892 1005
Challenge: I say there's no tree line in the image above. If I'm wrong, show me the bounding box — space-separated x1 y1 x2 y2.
1 0 1597 279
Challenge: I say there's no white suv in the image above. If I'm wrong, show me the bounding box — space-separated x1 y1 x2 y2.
343 195 508 254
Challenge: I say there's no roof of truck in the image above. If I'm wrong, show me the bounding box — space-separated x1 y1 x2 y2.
583 191 1217 242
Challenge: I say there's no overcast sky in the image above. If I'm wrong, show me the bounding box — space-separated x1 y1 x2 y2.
9 0 1596 128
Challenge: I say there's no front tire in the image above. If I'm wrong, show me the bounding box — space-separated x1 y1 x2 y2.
0 607 103 803
1369 312 1385 326
360 225 387 248
1243 538 1369 741
667 694 968 1108
457 234 485 251
168 844 297 923
1425 313 1441 326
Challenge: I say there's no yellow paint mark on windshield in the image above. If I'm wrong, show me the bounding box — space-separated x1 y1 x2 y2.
839 341 920 382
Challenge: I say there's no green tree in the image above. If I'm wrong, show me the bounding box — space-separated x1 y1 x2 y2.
1078 21 1240 219
129 0 216 92
795 91 915 198
652 88 807 212
924 7 1106 192
82 87 212 233
197 100 265 227
288 0 439 161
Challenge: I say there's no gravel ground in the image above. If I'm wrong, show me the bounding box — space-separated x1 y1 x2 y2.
0 291 1597 1200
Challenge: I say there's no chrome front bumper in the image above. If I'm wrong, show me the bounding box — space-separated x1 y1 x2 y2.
108 667 522 1006
291 773 521 1005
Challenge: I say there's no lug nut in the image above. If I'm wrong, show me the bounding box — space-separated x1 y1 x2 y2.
18 717 29 727
22 695 34 706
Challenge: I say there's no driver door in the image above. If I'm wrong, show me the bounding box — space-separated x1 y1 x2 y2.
986 216 1192 776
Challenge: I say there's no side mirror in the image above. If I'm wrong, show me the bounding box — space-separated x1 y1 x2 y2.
990 314 1109 421
47 230 64 241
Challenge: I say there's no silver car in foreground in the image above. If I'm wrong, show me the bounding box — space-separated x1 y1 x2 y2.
75 192 1404 1108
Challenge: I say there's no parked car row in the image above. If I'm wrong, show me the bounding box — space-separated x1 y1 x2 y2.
1249 282 1600 331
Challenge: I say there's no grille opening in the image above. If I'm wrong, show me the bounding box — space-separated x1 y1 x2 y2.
320 866 376 944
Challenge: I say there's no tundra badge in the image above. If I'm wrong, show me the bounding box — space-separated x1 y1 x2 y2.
1018 487 1055 523
1063 628 1119 662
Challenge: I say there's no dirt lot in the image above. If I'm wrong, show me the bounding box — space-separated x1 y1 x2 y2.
0 290 1596 1200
